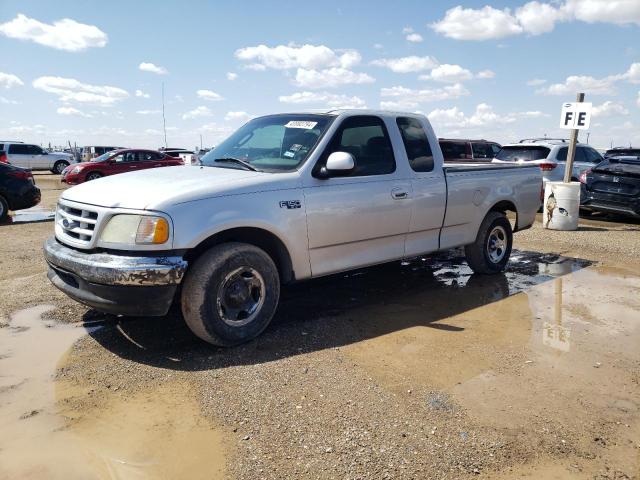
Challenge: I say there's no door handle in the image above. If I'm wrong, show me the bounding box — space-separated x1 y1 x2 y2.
391 188 409 200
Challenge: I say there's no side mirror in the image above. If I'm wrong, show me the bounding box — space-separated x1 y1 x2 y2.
42 151 48 155
317 151 355 178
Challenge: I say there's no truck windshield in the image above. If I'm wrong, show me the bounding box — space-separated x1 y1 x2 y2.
495 146 550 162
201 114 334 172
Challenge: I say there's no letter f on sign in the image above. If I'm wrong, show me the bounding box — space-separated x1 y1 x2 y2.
564 111 573 127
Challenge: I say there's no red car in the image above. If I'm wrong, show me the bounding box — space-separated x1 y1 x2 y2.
61 149 184 185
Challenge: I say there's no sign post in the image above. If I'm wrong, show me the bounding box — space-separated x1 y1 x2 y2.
559 93 591 183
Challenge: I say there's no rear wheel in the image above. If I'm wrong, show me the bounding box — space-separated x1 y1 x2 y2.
0 195 8 221
85 171 102 181
52 160 69 174
465 211 513 274
181 242 280 347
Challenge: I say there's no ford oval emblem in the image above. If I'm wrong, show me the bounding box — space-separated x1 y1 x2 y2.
62 218 70 228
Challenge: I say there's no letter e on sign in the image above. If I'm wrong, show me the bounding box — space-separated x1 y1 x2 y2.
560 102 592 130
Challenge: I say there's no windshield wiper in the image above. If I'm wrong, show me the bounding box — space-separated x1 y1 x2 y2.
213 157 260 172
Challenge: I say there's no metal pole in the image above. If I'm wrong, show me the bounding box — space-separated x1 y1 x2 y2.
563 92 584 183
162 82 168 149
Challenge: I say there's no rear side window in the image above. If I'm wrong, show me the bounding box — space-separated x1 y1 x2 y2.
396 117 433 172
495 146 550 161
556 147 568 161
583 147 603 163
322 115 395 177
471 142 494 160
9 144 30 154
439 141 468 160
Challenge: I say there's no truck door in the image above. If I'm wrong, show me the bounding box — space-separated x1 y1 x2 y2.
303 115 412 277
396 116 447 257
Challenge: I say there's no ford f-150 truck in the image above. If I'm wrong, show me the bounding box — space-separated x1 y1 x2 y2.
44 111 541 346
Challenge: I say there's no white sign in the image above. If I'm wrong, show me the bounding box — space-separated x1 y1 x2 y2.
285 121 317 129
559 102 592 130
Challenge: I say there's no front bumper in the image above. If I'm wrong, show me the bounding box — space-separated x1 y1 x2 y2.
44 236 188 316
581 189 640 218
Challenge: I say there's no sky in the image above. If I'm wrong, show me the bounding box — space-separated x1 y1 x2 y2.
0 0 639 151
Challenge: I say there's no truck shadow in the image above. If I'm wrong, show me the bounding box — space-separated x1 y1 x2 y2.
85 249 592 371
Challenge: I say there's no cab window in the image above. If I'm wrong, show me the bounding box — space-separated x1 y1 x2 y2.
396 116 433 172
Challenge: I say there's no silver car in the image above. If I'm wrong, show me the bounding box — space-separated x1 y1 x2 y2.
492 138 603 184
2 142 76 173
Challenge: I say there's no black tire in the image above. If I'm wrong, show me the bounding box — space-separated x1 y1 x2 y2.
85 171 102 181
464 211 513 274
0 195 8 222
53 160 69 174
181 242 280 347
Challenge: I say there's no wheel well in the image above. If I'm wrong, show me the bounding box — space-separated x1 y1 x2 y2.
185 227 295 284
489 200 519 231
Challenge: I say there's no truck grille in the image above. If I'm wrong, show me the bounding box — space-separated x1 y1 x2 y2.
55 200 100 247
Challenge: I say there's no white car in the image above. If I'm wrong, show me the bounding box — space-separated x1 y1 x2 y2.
492 138 603 184
2 141 76 173
44 110 542 346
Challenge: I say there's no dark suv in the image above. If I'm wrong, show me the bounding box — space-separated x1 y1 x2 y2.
439 139 501 163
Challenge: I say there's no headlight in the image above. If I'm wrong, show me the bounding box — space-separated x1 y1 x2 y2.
100 215 170 245
71 166 82 174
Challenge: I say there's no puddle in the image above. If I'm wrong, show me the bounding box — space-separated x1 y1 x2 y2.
0 306 226 479
1 205 55 225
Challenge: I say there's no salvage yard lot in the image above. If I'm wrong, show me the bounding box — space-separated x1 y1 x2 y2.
1 175 639 479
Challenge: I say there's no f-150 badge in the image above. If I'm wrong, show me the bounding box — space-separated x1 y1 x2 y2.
279 200 301 209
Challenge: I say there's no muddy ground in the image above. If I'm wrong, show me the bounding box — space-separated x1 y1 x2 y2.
0 174 639 480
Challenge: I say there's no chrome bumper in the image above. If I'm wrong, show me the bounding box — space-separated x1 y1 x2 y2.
44 236 187 286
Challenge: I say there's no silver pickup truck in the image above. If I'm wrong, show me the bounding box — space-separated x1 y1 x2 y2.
44 110 541 346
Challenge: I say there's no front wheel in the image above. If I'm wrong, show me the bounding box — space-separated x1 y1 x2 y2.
181 242 280 347
85 171 102 181
464 211 513 274
0 195 8 222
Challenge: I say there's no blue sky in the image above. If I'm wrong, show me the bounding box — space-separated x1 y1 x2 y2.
0 0 638 150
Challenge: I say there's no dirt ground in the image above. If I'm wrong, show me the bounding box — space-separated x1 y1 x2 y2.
1 174 639 480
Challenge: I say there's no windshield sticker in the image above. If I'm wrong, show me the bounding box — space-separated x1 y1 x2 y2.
289 144 303 152
283 151 295 158
285 121 317 129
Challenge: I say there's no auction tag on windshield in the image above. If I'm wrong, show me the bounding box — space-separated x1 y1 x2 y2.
285 120 317 129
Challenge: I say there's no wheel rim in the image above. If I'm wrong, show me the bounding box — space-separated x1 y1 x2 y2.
87 173 99 181
56 163 67 174
216 266 266 327
487 226 507 263
0 201 5 218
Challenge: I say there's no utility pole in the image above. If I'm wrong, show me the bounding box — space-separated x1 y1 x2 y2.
162 82 168 148
563 92 584 183
200 133 203 150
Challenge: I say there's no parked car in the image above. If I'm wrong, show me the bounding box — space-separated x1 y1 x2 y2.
2 142 76 174
492 138 602 185
45 110 541 347
439 138 502 163
604 147 640 159
61 149 184 185
580 155 640 218
81 146 123 162
0 162 40 221
160 148 200 165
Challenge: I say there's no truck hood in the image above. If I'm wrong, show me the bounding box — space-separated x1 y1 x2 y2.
61 166 301 210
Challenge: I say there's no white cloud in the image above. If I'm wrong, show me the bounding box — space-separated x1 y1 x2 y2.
538 75 617 95
32 76 128 105
591 101 629 117
431 5 523 40
620 63 640 84
279 91 366 109
293 67 374 89
197 89 224 101
564 0 640 25
136 109 161 115
527 78 547 86
431 1 640 41
422 64 474 83
0 96 19 104
235 44 361 70
371 56 438 73
226 72 238 81
0 72 23 89
638 91 640 108
0 14 107 52
477 69 496 79
182 106 213 120
57 106 92 117
224 111 251 122
406 33 423 43
139 62 168 75
135 89 150 98
428 103 544 129
373 43 384 50
380 83 469 109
